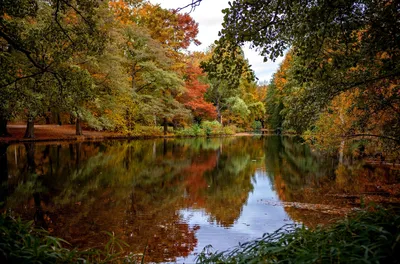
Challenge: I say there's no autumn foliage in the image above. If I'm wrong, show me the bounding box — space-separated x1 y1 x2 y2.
179 59 217 120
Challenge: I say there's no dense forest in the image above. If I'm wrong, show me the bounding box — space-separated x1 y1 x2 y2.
1 0 399 159
0 0 265 139
219 0 399 158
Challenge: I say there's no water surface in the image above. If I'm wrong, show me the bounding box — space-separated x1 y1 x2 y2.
1 136 398 263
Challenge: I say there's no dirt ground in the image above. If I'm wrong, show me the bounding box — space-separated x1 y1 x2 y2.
1 124 125 143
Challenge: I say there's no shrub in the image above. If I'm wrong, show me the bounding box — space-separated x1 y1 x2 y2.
175 124 205 137
201 120 221 135
252 121 262 131
196 208 400 264
222 125 237 135
0 214 144 263
130 125 164 137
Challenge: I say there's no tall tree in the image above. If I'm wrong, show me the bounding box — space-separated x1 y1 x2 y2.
178 54 217 122
221 0 400 143
201 39 255 124
0 0 110 137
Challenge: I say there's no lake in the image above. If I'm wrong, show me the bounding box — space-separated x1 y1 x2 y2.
1 136 399 263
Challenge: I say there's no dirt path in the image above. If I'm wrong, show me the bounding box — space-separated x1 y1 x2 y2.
1 125 125 143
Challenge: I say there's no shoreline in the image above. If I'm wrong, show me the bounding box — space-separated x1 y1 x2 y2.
0 124 265 144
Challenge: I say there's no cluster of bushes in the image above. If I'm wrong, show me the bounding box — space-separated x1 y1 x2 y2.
196 208 400 263
175 121 237 137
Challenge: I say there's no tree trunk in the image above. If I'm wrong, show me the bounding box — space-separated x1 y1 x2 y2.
163 117 167 136
57 112 62 126
216 101 223 125
0 117 11 137
172 120 178 130
76 116 83 135
339 140 345 164
45 109 51 124
24 116 35 138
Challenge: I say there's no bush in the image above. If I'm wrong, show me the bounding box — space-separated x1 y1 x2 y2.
252 121 262 131
222 125 236 135
130 125 164 137
196 208 400 264
191 123 203 136
175 124 205 137
202 120 221 136
0 214 145 263
175 121 236 137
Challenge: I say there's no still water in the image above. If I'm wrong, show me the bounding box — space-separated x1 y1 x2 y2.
1 136 399 263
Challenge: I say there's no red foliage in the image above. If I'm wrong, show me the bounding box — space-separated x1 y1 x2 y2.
179 62 217 119
176 13 201 49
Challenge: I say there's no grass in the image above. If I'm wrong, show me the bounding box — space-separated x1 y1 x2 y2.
196 208 400 264
0 213 144 263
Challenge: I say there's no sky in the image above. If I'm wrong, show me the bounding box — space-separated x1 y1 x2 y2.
149 0 283 83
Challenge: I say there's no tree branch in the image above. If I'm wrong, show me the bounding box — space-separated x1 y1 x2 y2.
60 0 94 33
0 71 43 88
54 0 74 44
0 31 44 70
176 0 202 13
136 82 153 93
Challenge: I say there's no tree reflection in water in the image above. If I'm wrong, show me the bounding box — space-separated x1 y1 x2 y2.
3 137 399 261
264 136 400 227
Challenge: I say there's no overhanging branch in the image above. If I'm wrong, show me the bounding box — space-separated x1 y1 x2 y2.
176 0 202 13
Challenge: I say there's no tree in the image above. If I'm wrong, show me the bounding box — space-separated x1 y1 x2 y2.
178 54 217 122
135 3 200 52
1 0 110 137
201 39 255 124
221 0 399 144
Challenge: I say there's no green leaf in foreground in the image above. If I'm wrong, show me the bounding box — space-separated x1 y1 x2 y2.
196 208 400 263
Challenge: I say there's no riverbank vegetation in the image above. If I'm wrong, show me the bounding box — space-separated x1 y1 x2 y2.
2 207 399 263
0 213 145 263
196 208 400 263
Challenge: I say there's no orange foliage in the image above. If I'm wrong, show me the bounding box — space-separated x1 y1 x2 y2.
109 0 133 25
178 59 217 119
274 52 292 92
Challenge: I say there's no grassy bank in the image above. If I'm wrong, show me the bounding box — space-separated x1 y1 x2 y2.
196 208 400 264
0 214 143 263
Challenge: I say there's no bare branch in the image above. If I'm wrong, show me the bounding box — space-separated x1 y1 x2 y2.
0 71 43 88
176 0 202 13
54 0 74 44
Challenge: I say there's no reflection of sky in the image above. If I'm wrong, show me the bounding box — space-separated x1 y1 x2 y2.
175 169 293 263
